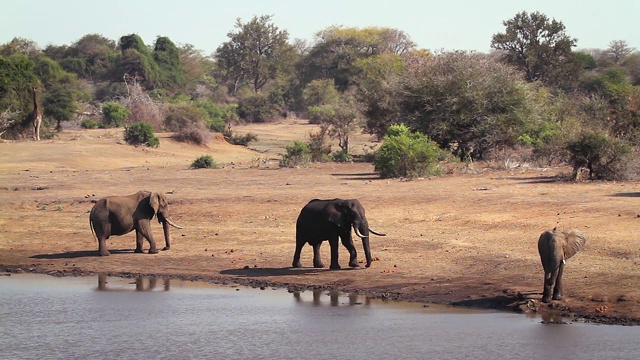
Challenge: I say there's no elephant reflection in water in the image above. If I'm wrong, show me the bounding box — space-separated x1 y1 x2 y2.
292 289 371 306
97 274 170 291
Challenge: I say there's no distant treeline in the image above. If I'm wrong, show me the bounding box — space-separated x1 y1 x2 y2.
1 11 639 179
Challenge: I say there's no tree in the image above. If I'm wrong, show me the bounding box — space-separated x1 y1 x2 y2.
0 37 40 58
491 11 577 85
399 51 533 160
307 91 362 154
354 52 409 138
153 36 186 89
299 26 416 91
43 86 77 130
214 15 293 94
607 40 634 65
116 34 161 89
49 34 117 81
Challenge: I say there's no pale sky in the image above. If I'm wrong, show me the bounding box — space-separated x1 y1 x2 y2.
1 0 638 54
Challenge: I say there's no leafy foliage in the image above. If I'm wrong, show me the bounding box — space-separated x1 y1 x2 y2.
191 155 218 169
566 131 632 180
399 51 532 160
101 102 130 128
80 118 98 129
237 92 281 122
124 121 159 147
280 140 311 167
215 15 294 94
374 124 443 178
491 11 577 85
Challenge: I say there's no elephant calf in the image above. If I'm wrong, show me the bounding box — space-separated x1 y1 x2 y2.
89 191 183 256
292 198 386 270
537 228 586 303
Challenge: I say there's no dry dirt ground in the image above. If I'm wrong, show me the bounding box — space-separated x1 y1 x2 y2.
1 120 640 325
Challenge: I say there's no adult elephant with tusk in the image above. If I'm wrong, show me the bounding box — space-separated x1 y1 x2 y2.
292 198 386 270
89 191 183 256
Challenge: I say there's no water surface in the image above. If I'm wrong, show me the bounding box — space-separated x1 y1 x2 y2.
1 274 638 360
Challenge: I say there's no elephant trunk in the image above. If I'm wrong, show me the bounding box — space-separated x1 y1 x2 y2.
162 220 172 251
354 222 373 268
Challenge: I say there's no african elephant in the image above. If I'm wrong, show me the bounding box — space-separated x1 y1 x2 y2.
89 191 183 256
537 228 586 303
292 198 386 270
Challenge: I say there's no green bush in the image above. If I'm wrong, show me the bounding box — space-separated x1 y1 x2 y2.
237 93 280 123
80 118 98 129
124 121 159 148
280 141 311 168
566 131 632 180
163 102 206 132
196 101 237 132
191 155 218 169
308 130 332 162
374 124 443 178
101 102 130 128
331 150 352 163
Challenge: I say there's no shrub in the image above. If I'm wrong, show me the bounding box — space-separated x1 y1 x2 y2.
374 124 443 178
101 102 130 128
191 155 217 169
332 150 352 163
172 123 212 145
237 93 280 123
308 130 332 162
124 121 159 148
566 131 632 180
163 102 206 132
80 118 98 129
280 141 311 167
227 132 258 146
196 101 237 132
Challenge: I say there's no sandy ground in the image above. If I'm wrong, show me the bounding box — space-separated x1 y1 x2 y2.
1 121 639 325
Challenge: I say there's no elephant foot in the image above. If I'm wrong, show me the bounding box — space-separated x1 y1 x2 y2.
365 262 371 268
348 260 360 268
292 261 302 268
541 296 551 303
313 262 325 268
148 248 159 254
134 248 144 253
329 264 341 270
162 246 170 251
552 294 563 301
99 250 111 256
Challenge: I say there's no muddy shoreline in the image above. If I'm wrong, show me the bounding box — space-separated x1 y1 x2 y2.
2 264 638 326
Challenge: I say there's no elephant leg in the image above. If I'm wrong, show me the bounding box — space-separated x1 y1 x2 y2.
552 263 565 300
328 237 341 270
95 224 111 256
312 243 324 268
292 240 305 268
340 235 359 268
137 222 158 254
541 271 554 303
134 230 144 253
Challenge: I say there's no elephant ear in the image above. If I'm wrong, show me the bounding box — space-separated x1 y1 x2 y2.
149 192 160 216
563 229 586 260
327 205 345 227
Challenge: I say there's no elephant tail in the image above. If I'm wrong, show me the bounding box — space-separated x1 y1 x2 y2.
89 217 98 243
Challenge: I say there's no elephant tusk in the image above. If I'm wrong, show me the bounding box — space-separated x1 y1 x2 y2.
165 218 183 229
369 229 386 236
354 228 367 238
